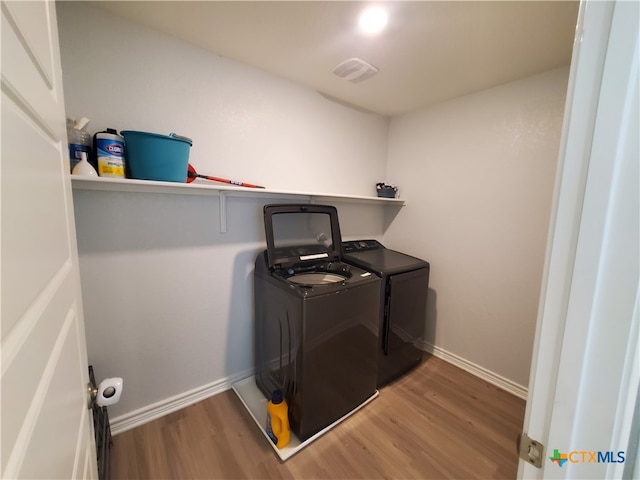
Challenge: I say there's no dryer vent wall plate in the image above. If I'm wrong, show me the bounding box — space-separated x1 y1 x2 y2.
332 58 379 83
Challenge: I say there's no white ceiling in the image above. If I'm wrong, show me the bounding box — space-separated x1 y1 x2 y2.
91 1 579 116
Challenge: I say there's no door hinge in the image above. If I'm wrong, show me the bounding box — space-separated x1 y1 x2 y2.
517 433 544 468
87 382 98 409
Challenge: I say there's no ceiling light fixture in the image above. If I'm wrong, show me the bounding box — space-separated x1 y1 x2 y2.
358 6 388 34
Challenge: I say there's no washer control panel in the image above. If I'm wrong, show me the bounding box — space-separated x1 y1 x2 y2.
342 239 384 253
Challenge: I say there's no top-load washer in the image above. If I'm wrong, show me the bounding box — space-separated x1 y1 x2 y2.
254 205 380 441
343 240 430 387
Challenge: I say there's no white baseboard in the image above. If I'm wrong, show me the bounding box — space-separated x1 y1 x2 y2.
111 346 527 435
419 341 528 400
109 367 254 436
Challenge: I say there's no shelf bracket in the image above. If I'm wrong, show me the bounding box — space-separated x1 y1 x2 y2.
219 191 227 233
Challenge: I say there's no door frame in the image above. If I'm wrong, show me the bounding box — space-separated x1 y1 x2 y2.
518 0 639 478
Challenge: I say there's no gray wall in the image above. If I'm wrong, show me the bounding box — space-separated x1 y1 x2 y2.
57 2 389 422
385 67 568 387
57 1 568 425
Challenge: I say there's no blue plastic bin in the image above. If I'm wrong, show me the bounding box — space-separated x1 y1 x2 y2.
121 131 192 182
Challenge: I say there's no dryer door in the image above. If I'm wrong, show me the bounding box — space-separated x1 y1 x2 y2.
381 268 429 383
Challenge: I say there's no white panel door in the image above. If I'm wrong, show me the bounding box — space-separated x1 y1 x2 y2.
1 1 98 478
518 0 639 478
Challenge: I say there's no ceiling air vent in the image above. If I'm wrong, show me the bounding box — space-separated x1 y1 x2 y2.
332 57 379 83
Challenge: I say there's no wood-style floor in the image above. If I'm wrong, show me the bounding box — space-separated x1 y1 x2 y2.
111 355 525 479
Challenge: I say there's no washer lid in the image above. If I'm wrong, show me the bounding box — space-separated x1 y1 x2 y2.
263 204 343 269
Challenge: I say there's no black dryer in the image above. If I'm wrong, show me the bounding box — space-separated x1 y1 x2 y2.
343 240 430 387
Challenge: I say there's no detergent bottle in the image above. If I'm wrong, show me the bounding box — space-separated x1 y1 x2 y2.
266 390 290 449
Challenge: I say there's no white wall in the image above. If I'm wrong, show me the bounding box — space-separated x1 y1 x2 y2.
58 1 568 424
57 3 389 421
57 2 388 196
384 67 569 388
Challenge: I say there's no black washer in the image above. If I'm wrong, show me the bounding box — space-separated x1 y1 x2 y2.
255 205 380 441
